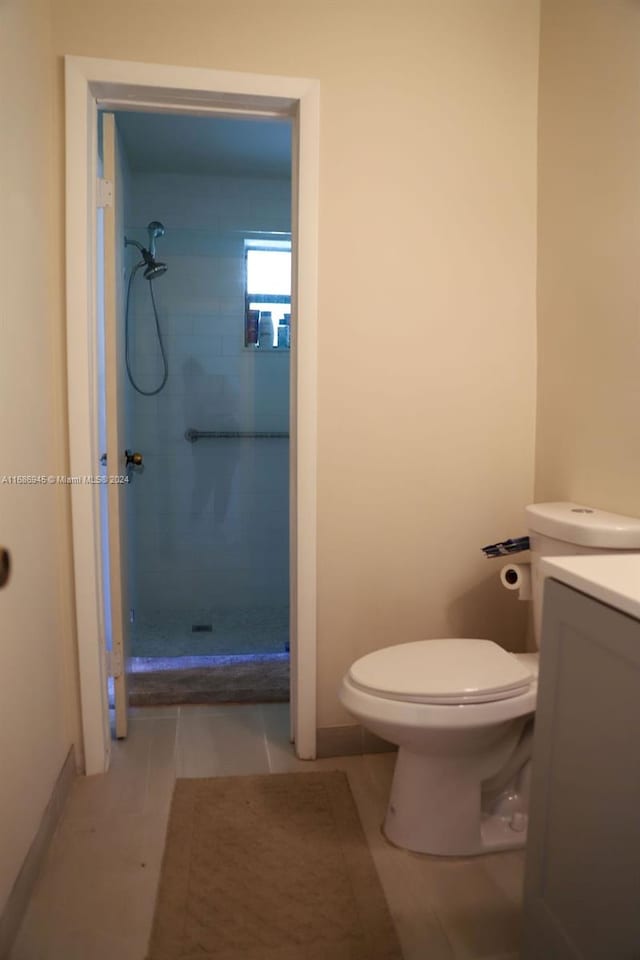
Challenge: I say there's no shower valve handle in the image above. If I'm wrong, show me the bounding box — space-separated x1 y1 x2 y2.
125 450 143 467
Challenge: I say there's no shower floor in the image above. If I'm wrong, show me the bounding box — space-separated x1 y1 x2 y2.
130 604 289 659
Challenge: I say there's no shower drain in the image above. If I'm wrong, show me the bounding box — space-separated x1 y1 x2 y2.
191 624 213 633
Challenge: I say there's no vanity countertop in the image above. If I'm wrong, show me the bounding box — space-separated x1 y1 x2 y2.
540 553 640 621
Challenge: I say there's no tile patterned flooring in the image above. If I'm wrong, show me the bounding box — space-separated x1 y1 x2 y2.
11 704 524 960
130 605 289 658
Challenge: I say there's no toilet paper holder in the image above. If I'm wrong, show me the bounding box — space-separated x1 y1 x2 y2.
503 567 520 586
500 561 531 601
481 536 530 559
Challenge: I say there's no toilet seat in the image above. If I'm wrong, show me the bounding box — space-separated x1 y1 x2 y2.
348 638 533 705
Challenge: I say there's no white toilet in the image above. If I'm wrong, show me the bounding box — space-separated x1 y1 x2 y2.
340 502 640 856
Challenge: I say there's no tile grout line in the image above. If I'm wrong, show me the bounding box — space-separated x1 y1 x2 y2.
260 704 276 772
142 719 154 812
174 706 182 779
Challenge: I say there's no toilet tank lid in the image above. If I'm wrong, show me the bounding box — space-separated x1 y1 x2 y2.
525 502 640 549
348 639 533 705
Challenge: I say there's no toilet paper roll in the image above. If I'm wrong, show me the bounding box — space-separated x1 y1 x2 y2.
500 562 531 601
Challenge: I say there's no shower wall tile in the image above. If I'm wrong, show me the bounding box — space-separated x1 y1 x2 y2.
128 174 290 234
191 316 236 339
156 318 192 341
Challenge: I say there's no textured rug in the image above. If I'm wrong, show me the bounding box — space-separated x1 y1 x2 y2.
129 658 289 706
147 772 402 960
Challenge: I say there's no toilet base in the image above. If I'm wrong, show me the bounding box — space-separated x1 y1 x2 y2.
383 813 528 857
383 745 529 856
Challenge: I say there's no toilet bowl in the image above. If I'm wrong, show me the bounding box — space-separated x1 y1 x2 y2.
341 639 538 855
340 502 640 856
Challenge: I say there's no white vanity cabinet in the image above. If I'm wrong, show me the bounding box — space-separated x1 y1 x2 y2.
522 576 640 960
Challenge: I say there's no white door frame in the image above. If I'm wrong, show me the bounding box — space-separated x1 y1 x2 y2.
64 55 319 774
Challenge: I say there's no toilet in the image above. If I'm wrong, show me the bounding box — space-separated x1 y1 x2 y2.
340 502 640 856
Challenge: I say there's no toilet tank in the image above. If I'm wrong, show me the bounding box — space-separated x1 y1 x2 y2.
526 502 640 648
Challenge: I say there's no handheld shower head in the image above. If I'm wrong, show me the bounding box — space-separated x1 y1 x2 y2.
125 225 168 280
143 259 167 280
147 221 165 258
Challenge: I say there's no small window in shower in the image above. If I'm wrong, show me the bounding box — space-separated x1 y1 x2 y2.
244 238 291 349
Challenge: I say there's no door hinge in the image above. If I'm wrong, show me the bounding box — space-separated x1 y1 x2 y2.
97 178 114 208
106 648 123 678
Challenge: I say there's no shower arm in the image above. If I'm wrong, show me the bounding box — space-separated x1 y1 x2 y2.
124 237 146 255
124 237 163 275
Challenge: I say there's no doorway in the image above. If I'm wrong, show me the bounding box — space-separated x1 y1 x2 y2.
110 109 292 707
65 56 319 773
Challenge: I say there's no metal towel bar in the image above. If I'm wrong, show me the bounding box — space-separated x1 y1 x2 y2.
185 428 289 443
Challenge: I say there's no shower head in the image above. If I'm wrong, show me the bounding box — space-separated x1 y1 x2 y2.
147 221 165 258
124 234 168 280
143 259 168 280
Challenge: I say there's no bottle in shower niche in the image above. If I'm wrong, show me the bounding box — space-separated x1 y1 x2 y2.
258 310 273 349
277 312 291 349
246 309 259 346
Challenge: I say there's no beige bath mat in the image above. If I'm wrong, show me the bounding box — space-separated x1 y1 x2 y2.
147 771 402 960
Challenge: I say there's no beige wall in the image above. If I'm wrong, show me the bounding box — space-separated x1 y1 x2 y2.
0 0 79 915
535 0 640 517
54 0 540 726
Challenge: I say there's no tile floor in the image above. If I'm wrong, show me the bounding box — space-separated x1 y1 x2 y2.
11 704 524 960
131 604 289 658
